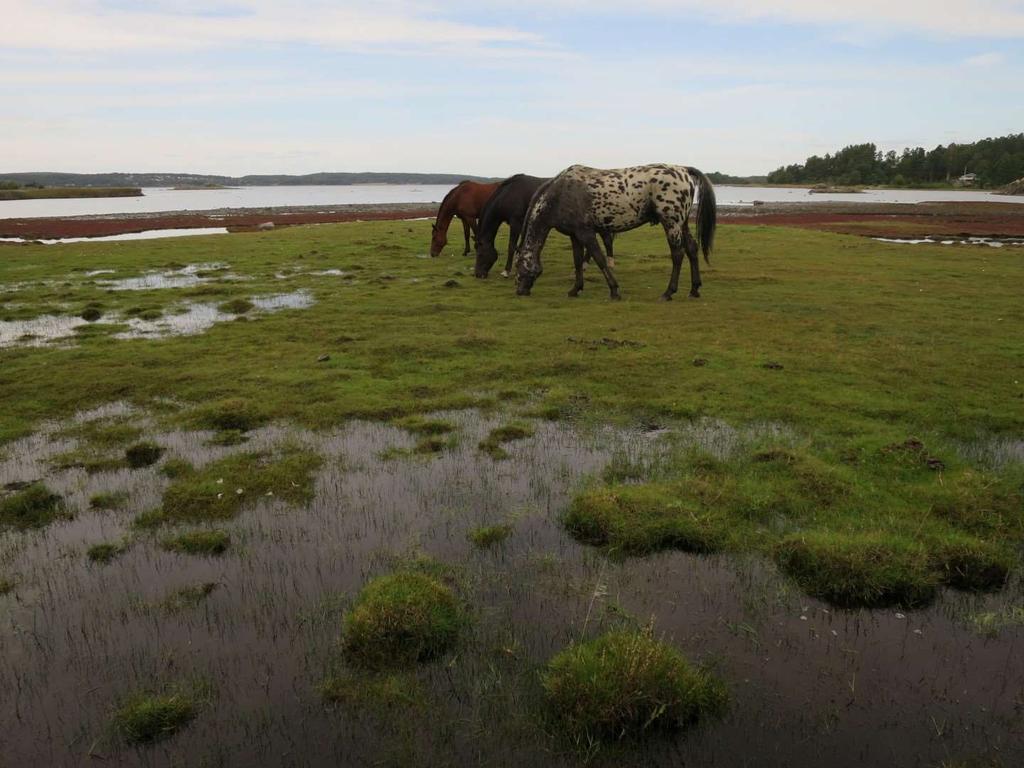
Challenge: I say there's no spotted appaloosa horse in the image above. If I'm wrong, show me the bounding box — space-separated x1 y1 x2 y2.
514 164 717 300
473 174 614 279
429 180 499 257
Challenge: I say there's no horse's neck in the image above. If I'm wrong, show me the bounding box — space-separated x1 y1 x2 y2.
521 209 549 251
434 189 462 229
477 199 503 244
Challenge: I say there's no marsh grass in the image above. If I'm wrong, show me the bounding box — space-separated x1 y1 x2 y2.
206 429 248 446
320 669 426 710
0 483 68 529
157 446 320 523
969 606 1024 637
342 571 465 669
159 582 219 612
479 423 535 460
218 298 254 314
160 529 230 556
87 540 130 563
159 458 194 479
111 680 212 744
192 398 268 433
541 628 727 742
394 415 456 436
468 523 514 548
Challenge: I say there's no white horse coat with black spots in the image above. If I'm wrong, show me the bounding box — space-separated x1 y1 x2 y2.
515 163 717 300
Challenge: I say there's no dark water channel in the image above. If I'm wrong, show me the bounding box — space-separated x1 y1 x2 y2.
1 409 1021 767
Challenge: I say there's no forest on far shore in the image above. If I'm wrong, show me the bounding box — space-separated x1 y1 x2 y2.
767 133 1024 188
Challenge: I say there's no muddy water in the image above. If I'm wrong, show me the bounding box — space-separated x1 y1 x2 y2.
1 410 1022 767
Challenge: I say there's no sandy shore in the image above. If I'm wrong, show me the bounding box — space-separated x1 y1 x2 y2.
3 200 1024 240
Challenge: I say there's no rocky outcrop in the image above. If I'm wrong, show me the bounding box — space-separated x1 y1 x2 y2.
999 178 1024 196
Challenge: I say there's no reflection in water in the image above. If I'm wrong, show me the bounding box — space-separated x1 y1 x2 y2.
1 409 1021 767
874 236 1024 247
0 228 229 245
0 314 89 348
97 262 231 291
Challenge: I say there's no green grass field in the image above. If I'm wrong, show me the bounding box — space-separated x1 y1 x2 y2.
2 221 1023 602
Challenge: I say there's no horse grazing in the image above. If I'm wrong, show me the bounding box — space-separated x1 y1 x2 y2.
515 164 716 300
474 174 614 279
430 180 499 257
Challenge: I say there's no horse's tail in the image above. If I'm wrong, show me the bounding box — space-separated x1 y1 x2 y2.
687 167 717 264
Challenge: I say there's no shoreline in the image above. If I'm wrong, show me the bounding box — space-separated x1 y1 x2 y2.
4 200 1024 241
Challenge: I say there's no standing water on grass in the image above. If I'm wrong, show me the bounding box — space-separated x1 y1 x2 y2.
1 409 1021 767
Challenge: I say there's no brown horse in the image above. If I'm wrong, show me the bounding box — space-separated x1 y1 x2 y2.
430 180 499 257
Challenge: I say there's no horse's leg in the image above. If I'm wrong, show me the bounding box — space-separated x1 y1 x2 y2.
461 216 472 256
503 221 520 278
568 237 585 297
684 225 702 298
583 232 620 300
661 222 685 301
601 231 616 267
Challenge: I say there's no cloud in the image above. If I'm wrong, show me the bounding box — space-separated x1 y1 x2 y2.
964 52 1006 66
3 0 550 54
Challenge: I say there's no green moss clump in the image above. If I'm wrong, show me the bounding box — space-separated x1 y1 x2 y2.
125 441 164 468
0 484 68 529
88 540 129 563
193 398 268 433
0 579 15 596
542 629 727 741
343 572 464 669
774 531 939 608
219 298 255 314
479 422 534 460
159 447 320 523
111 684 207 744
80 307 103 322
565 484 732 556
89 491 129 510
467 523 514 548
161 529 230 556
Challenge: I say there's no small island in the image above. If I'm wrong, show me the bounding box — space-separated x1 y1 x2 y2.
171 183 232 190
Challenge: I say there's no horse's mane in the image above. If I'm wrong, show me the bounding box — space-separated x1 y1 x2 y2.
493 174 526 194
437 180 472 213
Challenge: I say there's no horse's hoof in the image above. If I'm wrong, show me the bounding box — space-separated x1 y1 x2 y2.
609 293 621 301
660 293 673 302
568 290 580 298
500 270 509 278
689 291 701 299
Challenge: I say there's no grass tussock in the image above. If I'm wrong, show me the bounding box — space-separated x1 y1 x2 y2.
343 571 464 669
159 458 194 479
192 398 268 433
160 529 230 556
0 579 15 596
969 606 1024 638
125 441 164 468
395 415 456 436
87 540 129 563
219 298 255 314
478 422 534 460
0 484 69 529
111 681 210 744
773 532 939 608
89 490 129 510
467 523 514 548
157 446 320 523
542 628 727 742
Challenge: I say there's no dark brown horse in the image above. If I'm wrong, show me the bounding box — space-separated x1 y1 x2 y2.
474 174 615 279
430 180 499 257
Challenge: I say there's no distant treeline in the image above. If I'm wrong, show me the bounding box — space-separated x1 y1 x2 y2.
0 171 498 189
0 186 142 201
707 172 768 185
768 134 1024 187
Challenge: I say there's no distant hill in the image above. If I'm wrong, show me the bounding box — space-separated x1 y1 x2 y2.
0 171 500 188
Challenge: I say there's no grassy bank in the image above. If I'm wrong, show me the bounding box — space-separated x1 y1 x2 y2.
0 186 142 201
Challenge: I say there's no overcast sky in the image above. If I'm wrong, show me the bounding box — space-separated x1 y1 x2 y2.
3 1 1023 176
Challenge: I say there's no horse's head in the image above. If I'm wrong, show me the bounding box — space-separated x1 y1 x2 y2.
474 239 499 278
515 248 541 295
429 222 446 258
